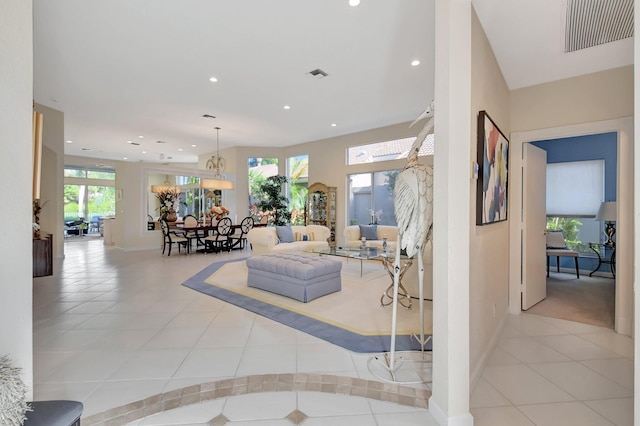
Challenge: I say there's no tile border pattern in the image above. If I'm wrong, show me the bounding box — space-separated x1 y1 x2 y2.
82 373 431 425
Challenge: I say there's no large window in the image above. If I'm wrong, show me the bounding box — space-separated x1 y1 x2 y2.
287 155 308 225
64 167 116 224
248 157 278 222
348 170 398 226
545 160 604 252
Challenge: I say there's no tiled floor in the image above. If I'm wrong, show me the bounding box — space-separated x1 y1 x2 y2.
32 237 633 425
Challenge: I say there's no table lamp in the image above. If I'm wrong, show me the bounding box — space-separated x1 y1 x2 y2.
595 201 617 247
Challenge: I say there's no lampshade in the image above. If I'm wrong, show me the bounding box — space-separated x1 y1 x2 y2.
595 201 617 222
200 178 234 190
151 175 181 194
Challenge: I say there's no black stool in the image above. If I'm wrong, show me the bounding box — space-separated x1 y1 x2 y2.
23 400 83 426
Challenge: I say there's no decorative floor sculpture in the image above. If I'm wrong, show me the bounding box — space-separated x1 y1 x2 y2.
369 100 434 384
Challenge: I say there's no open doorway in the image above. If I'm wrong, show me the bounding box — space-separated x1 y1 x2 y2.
509 117 633 337
525 133 617 328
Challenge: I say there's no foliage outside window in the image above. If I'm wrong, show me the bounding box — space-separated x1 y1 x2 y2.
287 155 308 225
64 165 116 223
248 157 278 223
546 216 600 254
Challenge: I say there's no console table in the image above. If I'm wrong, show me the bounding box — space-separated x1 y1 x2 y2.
33 234 53 277
588 242 616 278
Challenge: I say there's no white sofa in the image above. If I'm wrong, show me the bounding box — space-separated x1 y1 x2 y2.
344 224 399 249
247 225 330 255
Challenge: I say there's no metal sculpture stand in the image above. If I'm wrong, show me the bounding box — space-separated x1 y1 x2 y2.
367 236 431 385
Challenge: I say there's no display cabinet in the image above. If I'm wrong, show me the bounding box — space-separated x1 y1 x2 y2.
307 182 337 245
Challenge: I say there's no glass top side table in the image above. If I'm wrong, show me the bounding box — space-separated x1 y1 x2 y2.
588 242 616 278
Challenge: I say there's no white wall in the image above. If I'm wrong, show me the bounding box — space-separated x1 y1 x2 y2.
511 66 633 132
468 6 512 385
0 0 34 398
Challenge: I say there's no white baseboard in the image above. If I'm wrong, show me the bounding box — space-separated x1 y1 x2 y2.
429 397 474 426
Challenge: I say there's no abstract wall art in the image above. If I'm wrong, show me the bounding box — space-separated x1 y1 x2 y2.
476 110 509 225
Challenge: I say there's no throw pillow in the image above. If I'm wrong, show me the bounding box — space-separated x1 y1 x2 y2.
275 225 295 243
359 224 378 241
294 232 315 241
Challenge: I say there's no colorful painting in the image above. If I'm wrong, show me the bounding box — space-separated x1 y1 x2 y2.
476 111 509 225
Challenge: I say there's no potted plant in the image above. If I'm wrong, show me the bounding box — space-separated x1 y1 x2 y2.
255 175 291 226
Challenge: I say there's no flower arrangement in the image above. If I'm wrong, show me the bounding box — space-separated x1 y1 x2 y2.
155 188 181 219
208 205 230 221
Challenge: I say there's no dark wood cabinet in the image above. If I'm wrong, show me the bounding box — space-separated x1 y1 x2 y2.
33 234 53 277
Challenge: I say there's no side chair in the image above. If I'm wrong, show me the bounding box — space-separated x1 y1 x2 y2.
181 214 201 252
204 216 233 253
546 229 580 278
160 218 189 256
228 216 254 250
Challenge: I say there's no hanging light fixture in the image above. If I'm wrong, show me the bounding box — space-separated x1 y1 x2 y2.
201 126 234 190
151 175 181 194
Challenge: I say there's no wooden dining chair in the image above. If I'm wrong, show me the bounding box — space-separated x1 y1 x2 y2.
180 214 201 252
204 217 233 253
160 218 189 256
228 216 254 250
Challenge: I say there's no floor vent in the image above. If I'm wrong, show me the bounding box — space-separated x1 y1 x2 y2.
565 0 633 53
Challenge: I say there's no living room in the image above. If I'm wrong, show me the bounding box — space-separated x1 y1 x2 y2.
3 1 637 425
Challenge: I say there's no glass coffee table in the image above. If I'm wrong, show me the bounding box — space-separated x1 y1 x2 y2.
305 245 414 308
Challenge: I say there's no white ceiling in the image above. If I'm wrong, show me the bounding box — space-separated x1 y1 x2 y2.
33 0 633 165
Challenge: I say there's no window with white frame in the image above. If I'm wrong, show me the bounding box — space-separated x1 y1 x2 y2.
545 159 604 252
348 170 399 226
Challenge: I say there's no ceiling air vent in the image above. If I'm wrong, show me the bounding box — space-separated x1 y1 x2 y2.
565 0 634 53
308 68 329 79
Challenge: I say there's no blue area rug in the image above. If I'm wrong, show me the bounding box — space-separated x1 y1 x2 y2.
182 258 429 353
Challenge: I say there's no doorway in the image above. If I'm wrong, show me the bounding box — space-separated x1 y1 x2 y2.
509 117 633 336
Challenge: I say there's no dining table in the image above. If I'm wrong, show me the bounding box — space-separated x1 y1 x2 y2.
170 221 266 253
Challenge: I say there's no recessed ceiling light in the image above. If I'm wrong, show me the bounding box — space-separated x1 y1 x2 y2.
138 135 144 139
411 59 421 66
191 144 197 147
142 151 147 154
331 123 337 127
349 0 360 6
178 148 183 152
66 140 73 143
209 76 218 83
123 157 128 160
283 105 291 110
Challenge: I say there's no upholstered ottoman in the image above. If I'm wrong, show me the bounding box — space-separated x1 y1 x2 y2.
246 253 342 302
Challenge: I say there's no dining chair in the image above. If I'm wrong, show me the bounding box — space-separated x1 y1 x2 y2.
160 218 189 256
546 229 579 278
228 216 254 250
204 216 233 253
181 214 201 252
